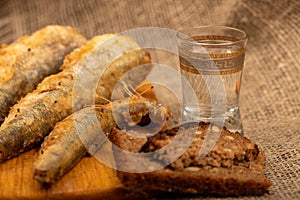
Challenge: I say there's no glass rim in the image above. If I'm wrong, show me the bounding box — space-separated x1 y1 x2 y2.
177 26 248 46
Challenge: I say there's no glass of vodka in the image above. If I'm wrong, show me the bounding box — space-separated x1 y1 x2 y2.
177 26 248 134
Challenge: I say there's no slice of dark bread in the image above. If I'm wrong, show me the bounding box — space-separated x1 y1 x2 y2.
108 122 271 197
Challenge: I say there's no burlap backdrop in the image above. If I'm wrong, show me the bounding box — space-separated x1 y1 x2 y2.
0 0 299 199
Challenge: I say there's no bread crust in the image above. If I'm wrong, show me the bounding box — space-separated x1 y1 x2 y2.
109 122 271 196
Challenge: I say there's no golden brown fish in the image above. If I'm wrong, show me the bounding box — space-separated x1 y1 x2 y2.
0 34 151 161
33 95 169 184
0 25 87 124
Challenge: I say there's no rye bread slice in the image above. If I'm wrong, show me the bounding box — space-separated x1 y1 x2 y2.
108 122 271 196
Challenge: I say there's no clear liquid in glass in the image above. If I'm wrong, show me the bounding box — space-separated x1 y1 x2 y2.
179 36 245 134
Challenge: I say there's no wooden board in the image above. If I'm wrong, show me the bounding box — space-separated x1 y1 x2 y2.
0 148 137 200
0 79 178 200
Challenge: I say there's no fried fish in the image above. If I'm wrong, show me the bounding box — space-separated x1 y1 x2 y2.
0 25 87 124
0 34 151 161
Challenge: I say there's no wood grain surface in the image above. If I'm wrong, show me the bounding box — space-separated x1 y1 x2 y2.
0 149 127 200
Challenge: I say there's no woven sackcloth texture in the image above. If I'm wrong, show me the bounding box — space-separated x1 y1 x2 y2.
0 0 299 199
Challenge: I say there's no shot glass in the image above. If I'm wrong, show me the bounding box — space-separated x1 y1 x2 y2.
177 26 248 134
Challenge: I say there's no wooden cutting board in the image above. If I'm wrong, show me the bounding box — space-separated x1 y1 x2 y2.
0 79 178 200
0 148 141 200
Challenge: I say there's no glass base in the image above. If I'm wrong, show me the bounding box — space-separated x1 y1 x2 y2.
182 105 243 135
